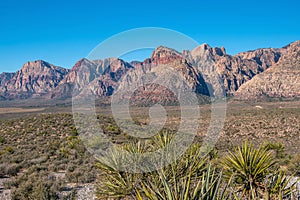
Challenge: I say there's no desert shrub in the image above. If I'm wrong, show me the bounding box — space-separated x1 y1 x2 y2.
222 141 296 199
0 135 5 143
95 132 230 199
264 141 292 167
287 154 300 176
265 170 297 200
104 124 120 135
0 163 20 177
3 146 14 154
9 171 63 200
11 180 61 200
264 142 286 159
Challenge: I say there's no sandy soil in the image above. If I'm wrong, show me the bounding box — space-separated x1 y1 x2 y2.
0 107 45 114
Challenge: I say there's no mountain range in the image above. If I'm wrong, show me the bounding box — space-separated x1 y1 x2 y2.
0 41 299 103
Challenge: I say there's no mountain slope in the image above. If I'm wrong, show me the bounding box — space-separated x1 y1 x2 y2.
234 41 300 100
183 44 283 96
114 46 210 105
48 58 134 99
0 72 15 86
0 60 69 100
0 72 15 100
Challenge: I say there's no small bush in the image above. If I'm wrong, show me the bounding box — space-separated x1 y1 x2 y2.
0 163 20 177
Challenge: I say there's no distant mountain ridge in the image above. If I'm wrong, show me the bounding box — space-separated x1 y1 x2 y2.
235 41 300 100
0 60 69 100
0 41 299 102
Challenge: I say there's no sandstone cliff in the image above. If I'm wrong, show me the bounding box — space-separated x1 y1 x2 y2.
0 60 69 100
234 41 300 100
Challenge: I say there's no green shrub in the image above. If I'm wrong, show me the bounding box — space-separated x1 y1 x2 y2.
0 135 5 143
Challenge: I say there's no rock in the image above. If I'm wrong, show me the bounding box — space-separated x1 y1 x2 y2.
49 57 134 99
234 41 300 100
184 43 283 96
0 72 15 86
0 60 69 100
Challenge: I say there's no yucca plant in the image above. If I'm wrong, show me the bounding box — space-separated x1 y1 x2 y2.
95 147 141 199
136 164 229 200
95 137 157 199
135 135 228 200
193 165 230 200
265 170 297 200
96 159 142 199
222 141 276 199
152 130 175 149
95 131 229 200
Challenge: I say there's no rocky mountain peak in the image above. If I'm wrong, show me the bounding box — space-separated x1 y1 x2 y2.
0 60 69 100
106 58 131 72
71 58 93 72
19 60 69 76
284 40 300 58
234 40 300 100
282 40 300 50
192 43 211 54
151 46 181 59
190 44 226 57
149 46 183 65
22 60 48 71
236 48 282 69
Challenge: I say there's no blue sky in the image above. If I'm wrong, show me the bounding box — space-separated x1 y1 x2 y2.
0 0 299 72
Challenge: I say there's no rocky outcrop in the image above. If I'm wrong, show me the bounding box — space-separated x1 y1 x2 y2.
113 47 210 105
48 58 133 99
183 44 283 96
234 41 300 100
116 60 209 105
0 72 15 100
150 46 182 65
0 60 69 99
0 72 15 86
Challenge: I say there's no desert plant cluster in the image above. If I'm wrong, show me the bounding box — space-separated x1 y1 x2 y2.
0 102 299 199
96 133 299 200
0 114 97 199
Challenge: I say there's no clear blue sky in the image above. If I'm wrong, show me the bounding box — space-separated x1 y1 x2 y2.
0 0 299 73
